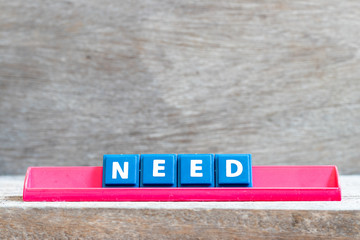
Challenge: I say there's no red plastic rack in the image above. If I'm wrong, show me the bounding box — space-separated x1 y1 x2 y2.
23 166 341 201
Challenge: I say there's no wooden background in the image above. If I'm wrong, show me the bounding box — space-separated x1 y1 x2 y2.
1 0 359 175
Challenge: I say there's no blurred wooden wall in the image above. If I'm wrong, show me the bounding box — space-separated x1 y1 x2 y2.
1 0 359 174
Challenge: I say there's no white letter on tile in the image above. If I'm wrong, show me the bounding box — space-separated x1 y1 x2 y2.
112 162 129 179
226 160 243 177
153 159 166 177
191 160 203 177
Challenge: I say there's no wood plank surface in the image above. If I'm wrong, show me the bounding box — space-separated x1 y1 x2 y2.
1 175 360 239
0 0 360 175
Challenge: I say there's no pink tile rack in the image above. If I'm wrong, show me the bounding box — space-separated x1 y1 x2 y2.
23 166 341 201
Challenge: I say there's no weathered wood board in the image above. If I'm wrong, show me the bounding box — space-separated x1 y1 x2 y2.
0 0 360 174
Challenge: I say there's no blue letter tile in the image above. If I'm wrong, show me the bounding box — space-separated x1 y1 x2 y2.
103 154 140 187
140 154 177 187
178 154 214 187
215 154 252 187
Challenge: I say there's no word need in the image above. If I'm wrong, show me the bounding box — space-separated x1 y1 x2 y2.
102 154 252 187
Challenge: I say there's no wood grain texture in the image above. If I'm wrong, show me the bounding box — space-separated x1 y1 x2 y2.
1 208 360 239
1 175 360 239
0 0 360 175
